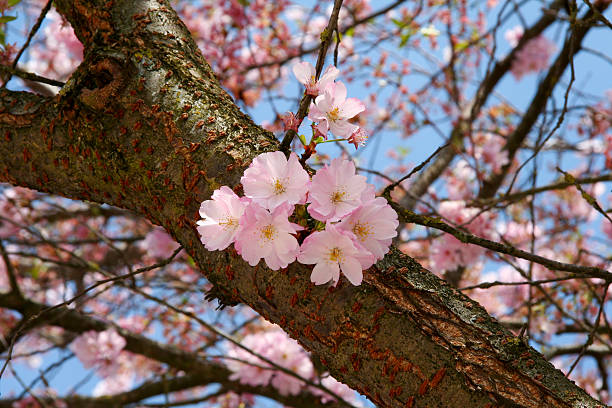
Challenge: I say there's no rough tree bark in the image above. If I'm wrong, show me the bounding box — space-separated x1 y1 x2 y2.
0 0 606 407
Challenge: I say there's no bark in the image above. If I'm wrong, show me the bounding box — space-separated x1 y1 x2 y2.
0 0 605 407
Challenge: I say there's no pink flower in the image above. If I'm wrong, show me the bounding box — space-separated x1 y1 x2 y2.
430 233 484 273
69 329 126 371
142 227 180 258
429 200 496 272
505 26 556 80
234 203 301 270
298 224 375 286
438 200 495 238
292 61 339 96
268 333 314 396
197 186 250 251
308 82 365 138
92 370 133 396
227 333 275 387
338 197 398 260
281 111 301 132
468 133 509 174
307 158 367 222
347 127 368 149
312 375 357 404
241 151 310 211
24 10 83 82
226 328 313 394
604 218 612 241
504 25 523 47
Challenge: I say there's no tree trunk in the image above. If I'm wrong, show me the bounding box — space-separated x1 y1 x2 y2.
0 1 604 406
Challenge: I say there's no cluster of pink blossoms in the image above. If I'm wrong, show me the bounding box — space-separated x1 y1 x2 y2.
505 26 556 80
292 61 368 148
430 201 496 272
197 151 398 286
69 328 126 375
226 329 313 396
226 327 358 402
24 9 83 83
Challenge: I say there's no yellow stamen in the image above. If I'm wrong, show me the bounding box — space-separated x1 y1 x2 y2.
331 190 346 204
328 247 344 263
273 179 286 195
219 217 238 230
327 107 340 122
352 222 372 240
260 224 276 241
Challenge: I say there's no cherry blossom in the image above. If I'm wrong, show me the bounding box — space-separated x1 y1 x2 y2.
268 333 314 396
6 1 611 404
419 24 440 37
226 333 275 387
505 26 556 80
24 10 83 82
468 132 509 174
312 375 359 404
293 61 339 96
92 370 133 396
298 224 375 286
307 158 367 222
241 151 309 211
226 328 313 395
347 127 368 149
281 111 300 132
69 329 126 371
430 201 496 272
234 203 301 270
197 186 250 251
308 81 365 138
338 197 399 260
142 227 180 258
604 217 612 241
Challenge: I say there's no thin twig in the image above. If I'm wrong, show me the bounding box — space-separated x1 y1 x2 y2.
388 203 612 280
279 0 345 152
0 65 64 88
382 142 449 197
2 0 54 87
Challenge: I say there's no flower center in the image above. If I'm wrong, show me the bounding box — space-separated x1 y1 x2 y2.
352 222 372 240
273 178 286 195
259 224 277 241
328 247 344 263
327 107 340 122
219 217 238 231
331 190 346 204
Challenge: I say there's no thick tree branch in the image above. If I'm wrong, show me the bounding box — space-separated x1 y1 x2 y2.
388 203 612 280
0 292 338 408
399 0 567 210
0 0 605 406
478 1 609 199
471 173 612 207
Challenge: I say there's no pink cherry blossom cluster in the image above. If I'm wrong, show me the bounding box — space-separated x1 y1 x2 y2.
430 200 496 272
69 328 161 395
197 151 398 286
504 26 556 80
226 329 314 396
24 9 83 83
292 61 368 149
226 326 359 401
69 328 126 375
467 132 510 174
